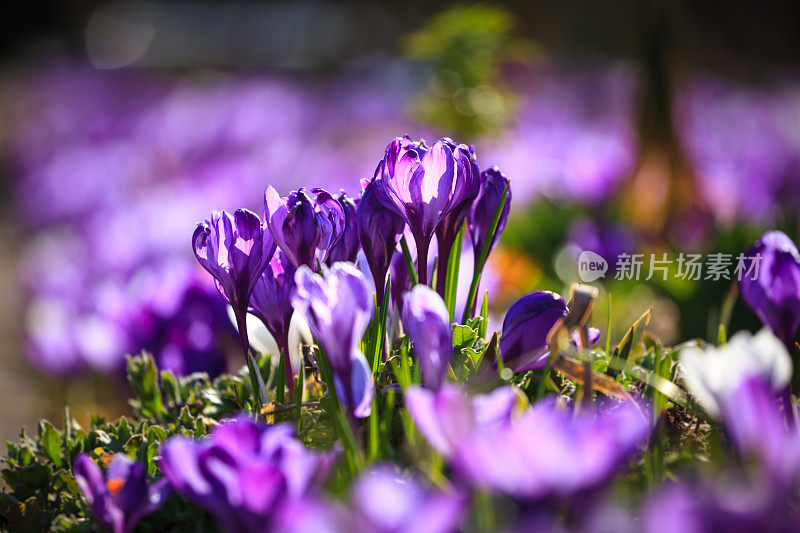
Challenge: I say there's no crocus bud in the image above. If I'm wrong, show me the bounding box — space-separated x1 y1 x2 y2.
327 192 360 265
357 180 405 307
375 136 457 285
498 291 568 373
192 209 275 324
739 231 800 345
389 250 411 312
435 140 480 298
264 186 345 270
249 250 297 386
293 262 374 418
403 285 453 389
468 166 511 261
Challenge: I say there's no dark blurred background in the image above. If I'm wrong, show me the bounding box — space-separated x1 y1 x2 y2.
1 1 799 441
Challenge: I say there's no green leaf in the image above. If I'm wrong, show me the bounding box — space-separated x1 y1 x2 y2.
127 354 164 419
452 324 478 351
146 425 167 443
37 421 62 468
399 236 419 287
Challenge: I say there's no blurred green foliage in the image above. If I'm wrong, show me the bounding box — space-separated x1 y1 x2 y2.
404 4 533 138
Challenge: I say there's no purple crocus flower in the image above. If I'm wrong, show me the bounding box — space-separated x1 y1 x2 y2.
192 209 275 399
452 399 650 500
327 191 361 265
73 454 170 533
293 262 374 418
739 231 800 345
249 250 297 386
192 209 275 320
389 250 412 312
374 136 457 285
357 180 405 308
264 186 346 270
159 417 332 533
405 385 519 457
403 285 453 389
434 140 480 298
349 466 466 533
468 166 511 264
498 291 568 372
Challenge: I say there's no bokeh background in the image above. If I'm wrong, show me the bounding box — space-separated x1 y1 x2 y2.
1 1 799 442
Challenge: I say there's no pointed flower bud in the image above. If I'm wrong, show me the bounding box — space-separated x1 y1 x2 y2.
435 140 481 296
739 231 800 345
249 250 297 385
499 291 568 372
468 166 511 261
327 191 360 265
264 186 345 270
293 262 374 417
403 285 453 389
357 180 405 307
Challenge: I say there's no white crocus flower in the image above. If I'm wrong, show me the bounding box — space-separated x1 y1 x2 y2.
679 328 792 416
227 307 311 375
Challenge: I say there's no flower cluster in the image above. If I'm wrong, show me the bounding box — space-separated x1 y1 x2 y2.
8 226 800 532
190 134 512 413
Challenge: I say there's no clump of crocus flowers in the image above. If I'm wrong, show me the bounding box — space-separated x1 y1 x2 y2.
60 135 800 532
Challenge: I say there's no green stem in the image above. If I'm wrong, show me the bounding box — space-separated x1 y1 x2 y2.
444 223 465 321
236 312 266 412
400 236 419 287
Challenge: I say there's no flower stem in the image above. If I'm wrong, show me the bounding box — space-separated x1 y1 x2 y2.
236 312 267 412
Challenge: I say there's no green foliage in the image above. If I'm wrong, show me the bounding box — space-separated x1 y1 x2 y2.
403 5 529 137
0 303 716 532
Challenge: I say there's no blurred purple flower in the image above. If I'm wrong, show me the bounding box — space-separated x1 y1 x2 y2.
405 384 519 457
644 480 796 533
264 186 345 270
293 262 374 418
566 218 634 276
434 140 480 297
482 65 637 206
719 376 800 492
134 276 232 378
677 77 800 224
452 399 650 500
74 454 170 533
349 466 466 533
403 285 453 389
739 231 800 345
249 250 297 384
374 136 458 285
160 417 332 533
327 191 361 265
468 166 511 261
499 291 568 372
357 180 405 308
